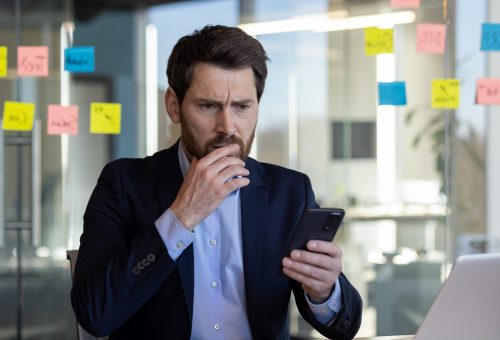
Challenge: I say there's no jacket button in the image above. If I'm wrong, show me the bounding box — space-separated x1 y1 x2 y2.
132 267 141 275
147 254 156 262
142 258 150 266
137 262 145 270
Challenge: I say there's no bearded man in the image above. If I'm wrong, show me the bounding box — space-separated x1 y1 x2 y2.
71 25 362 340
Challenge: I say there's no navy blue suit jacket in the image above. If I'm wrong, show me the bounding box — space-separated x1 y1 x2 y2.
71 141 362 339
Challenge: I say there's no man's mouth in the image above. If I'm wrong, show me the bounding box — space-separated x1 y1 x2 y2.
212 144 228 148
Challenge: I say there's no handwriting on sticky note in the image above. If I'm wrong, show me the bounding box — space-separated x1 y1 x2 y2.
432 79 460 109
476 78 500 105
2 101 35 131
18 46 49 76
0 46 7 77
47 105 78 135
64 46 95 73
481 23 500 51
417 24 447 54
390 0 420 8
378 82 407 106
365 28 394 56
90 102 121 134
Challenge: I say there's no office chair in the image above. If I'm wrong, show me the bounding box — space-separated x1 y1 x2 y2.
66 250 108 340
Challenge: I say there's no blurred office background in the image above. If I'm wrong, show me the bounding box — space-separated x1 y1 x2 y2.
1 0 500 338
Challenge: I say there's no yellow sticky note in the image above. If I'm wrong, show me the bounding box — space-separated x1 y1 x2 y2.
365 28 394 55
0 46 7 77
432 79 460 109
90 102 121 134
2 101 35 131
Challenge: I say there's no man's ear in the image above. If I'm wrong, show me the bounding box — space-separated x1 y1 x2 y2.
165 87 180 123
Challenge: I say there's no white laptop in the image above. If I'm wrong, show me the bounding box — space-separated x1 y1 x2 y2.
413 253 500 340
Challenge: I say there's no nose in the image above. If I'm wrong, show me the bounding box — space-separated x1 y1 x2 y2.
215 107 236 136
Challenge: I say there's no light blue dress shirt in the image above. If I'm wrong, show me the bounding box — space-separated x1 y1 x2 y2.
154 142 342 339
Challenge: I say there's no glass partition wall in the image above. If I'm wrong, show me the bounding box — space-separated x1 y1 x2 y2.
0 0 493 338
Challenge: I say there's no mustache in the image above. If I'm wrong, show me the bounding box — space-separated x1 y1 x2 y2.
208 135 244 148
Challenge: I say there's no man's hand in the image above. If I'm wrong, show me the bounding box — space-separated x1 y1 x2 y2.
170 144 250 231
282 240 342 304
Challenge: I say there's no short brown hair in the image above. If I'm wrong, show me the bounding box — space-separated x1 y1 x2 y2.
166 25 269 104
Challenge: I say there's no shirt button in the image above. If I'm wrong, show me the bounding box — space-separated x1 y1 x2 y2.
211 281 218 288
214 324 220 330
210 239 217 246
176 241 185 249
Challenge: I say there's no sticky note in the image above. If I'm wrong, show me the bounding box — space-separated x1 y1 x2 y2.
2 101 35 131
390 0 420 8
365 28 394 56
417 23 447 54
481 23 500 51
47 104 78 135
378 82 407 106
476 78 500 105
18 46 49 76
432 79 460 109
64 46 95 73
0 46 7 77
90 102 121 134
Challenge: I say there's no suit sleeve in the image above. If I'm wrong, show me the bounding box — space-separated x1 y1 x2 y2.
292 175 363 340
71 161 179 337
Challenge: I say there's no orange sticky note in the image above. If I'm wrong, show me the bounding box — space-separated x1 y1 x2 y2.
47 104 78 135
432 79 460 109
417 24 447 54
365 28 394 56
17 46 49 76
390 0 420 8
90 102 121 134
0 46 7 77
2 101 35 131
476 78 500 105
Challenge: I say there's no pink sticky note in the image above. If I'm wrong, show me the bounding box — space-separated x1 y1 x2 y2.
390 0 420 8
47 104 78 135
18 46 49 76
477 78 500 105
417 24 447 54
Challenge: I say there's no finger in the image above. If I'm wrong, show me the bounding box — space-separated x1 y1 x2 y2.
306 240 342 258
199 144 241 165
222 177 250 193
282 266 331 295
289 249 337 272
218 165 249 182
283 255 335 281
210 156 246 175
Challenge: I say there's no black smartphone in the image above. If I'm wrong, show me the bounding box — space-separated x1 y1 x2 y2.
284 208 345 256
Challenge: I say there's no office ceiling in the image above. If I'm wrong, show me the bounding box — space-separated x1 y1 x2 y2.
0 0 191 21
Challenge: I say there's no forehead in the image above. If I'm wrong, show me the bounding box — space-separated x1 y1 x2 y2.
187 62 257 100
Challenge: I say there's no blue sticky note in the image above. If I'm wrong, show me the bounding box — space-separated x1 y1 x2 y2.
378 81 407 106
64 46 95 72
481 23 500 51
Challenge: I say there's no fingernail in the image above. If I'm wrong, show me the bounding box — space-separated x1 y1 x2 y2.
283 258 292 267
291 250 300 259
309 241 317 249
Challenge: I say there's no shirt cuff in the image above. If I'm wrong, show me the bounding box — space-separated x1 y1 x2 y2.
155 208 195 261
305 277 343 325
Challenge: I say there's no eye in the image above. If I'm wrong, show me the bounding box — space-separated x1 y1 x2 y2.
200 103 215 110
235 104 250 112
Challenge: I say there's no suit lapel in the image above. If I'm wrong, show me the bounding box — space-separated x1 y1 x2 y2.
240 158 268 332
154 141 195 324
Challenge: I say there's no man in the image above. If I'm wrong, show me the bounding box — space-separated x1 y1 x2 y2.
72 25 362 339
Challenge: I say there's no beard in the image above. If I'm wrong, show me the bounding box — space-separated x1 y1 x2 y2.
179 112 256 161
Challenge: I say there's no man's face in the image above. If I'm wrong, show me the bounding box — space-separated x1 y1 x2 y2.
168 62 258 161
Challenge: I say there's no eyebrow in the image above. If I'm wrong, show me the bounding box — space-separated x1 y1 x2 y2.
194 98 255 106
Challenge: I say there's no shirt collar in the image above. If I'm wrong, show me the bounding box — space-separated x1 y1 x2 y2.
177 139 190 178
